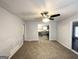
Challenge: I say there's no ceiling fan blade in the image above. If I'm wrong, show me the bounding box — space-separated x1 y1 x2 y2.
50 14 60 17
49 17 54 20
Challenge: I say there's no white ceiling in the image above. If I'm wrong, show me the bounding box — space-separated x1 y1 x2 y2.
0 0 78 21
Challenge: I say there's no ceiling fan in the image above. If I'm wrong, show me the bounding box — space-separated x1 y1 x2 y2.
41 11 60 22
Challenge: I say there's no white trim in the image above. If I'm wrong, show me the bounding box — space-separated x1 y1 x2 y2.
25 39 39 41
49 39 56 41
8 42 23 59
70 49 78 54
56 40 78 55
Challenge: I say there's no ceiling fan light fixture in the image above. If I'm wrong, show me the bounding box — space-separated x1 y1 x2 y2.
42 18 50 23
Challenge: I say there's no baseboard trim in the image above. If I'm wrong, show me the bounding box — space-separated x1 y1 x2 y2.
25 39 39 41
70 49 78 54
49 40 56 41
8 42 23 59
56 40 78 55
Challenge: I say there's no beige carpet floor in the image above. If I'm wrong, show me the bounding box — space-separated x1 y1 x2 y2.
11 39 78 59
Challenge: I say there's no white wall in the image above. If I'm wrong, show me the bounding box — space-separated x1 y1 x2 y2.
56 14 78 50
24 20 56 41
0 6 24 57
25 21 38 41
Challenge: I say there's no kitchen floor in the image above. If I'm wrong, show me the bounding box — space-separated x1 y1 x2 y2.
39 35 49 40
11 39 78 59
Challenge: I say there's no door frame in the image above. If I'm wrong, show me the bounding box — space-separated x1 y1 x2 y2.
72 21 78 52
37 24 50 40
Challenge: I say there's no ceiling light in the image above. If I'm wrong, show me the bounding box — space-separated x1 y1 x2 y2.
42 18 50 23
43 26 47 30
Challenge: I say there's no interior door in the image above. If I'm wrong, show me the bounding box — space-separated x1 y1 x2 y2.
72 21 78 52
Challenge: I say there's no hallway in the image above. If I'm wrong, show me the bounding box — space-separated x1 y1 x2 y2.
0 0 78 59
11 40 78 59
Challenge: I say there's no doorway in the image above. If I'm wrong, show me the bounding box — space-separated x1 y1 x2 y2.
38 24 49 40
72 21 78 52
